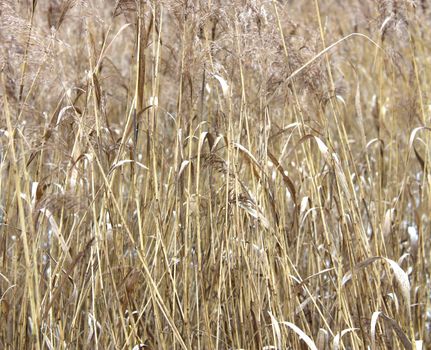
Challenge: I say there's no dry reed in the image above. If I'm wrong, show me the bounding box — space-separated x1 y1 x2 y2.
0 0 430 349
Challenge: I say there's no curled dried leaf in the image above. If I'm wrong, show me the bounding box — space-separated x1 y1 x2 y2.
342 256 411 315
333 328 358 350
280 321 318 350
213 74 229 99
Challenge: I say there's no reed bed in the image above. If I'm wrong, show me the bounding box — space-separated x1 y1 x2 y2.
0 0 430 349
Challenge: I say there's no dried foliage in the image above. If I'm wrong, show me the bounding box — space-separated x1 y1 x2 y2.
0 0 430 348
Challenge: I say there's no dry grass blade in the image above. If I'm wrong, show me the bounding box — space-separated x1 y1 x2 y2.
342 257 411 314
42 238 95 320
213 74 229 99
280 321 319 350
294 268 335 292
233 142 265 174
39 208 70 257
109 159 149 174
298 135 330 161
178 159 190 179
371 311 413 350
408 127 431 151
267 149 297 204
333 328 358 350
380 314 412 350
383 258 411 314
383 208 395 237
268 311 283 350
316 328 329 350
371 311 382 350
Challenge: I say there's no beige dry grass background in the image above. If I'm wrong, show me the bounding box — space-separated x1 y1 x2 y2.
0 0 430 349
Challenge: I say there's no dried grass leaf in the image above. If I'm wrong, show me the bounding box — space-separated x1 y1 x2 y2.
233 142 264 174
267 150 296 204
316 328 329 350
371 311 412 350
342 256 411 315
268 311 282 350
380 313 412 350
40 207 69 255
383 208 395 237
178 160 190 180
408 127 431 151
213 74 229 99
333 328 358 350
109 159 148 174
371 311 382 350
280 321 318 350
383 258 411 313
